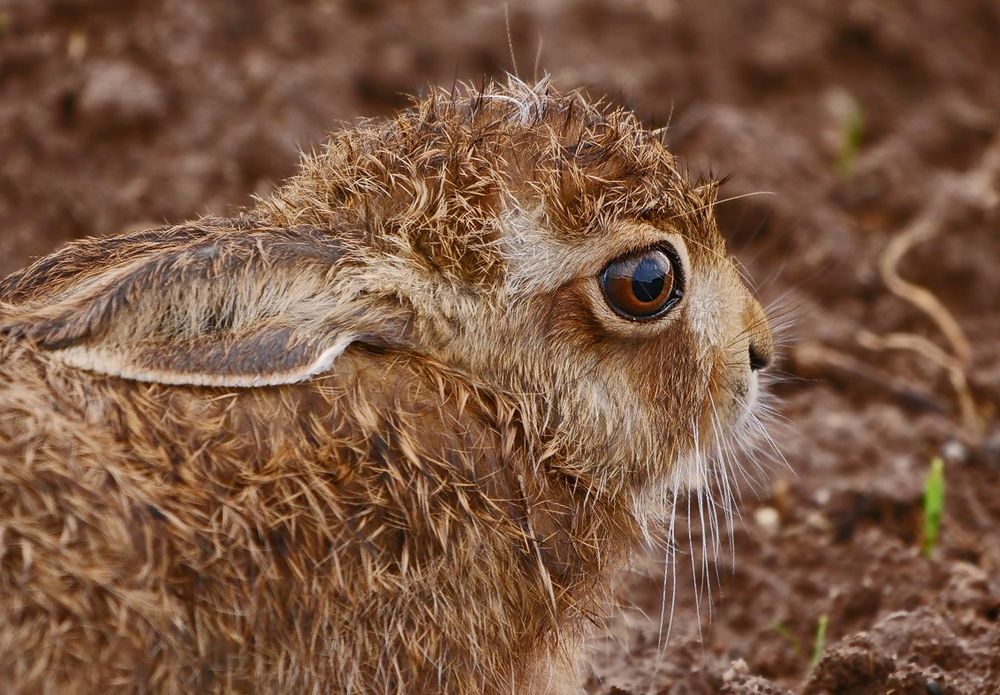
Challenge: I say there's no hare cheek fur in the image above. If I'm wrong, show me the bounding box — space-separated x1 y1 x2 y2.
0 81 773 694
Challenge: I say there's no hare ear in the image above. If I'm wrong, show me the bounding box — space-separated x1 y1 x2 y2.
0 224 409 387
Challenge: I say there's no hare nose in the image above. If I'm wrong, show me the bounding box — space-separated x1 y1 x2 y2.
748 339 771 372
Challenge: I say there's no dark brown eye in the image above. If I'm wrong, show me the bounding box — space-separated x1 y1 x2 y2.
600 246 684 320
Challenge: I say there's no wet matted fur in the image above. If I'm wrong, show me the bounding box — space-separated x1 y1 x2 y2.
0 79 773 694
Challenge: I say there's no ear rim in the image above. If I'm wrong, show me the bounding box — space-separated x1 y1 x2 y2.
0 220 410 388
50 334 357 387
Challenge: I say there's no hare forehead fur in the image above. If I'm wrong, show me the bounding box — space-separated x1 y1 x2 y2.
0 78 773 694
259 78 729 295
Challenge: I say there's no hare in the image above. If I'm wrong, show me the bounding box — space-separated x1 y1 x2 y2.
0 79 773 694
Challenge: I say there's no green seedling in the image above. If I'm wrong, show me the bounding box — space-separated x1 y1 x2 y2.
923 457 946 558
836 95 865 177
809 614 829 671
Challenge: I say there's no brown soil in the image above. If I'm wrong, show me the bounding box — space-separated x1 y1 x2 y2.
2 1 998 692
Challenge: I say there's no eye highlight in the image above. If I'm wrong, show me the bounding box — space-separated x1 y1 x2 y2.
600 245 685 321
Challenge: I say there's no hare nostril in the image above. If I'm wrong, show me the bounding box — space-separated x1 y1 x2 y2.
748 341 770 372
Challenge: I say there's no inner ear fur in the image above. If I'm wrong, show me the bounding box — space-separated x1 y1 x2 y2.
0 222 411 387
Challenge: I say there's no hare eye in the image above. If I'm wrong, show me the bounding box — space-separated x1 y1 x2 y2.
600 246 684 321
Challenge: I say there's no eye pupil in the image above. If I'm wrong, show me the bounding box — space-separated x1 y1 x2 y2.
632 258 665 302
600 246 684 321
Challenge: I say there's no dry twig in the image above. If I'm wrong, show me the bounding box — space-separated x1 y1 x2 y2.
860 132 1000 437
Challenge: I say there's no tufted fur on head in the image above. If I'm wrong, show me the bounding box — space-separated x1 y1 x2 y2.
0 78 774 694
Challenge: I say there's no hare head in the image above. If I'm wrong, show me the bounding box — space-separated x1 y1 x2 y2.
1 78 773 517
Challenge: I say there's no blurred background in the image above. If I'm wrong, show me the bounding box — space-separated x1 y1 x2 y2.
1 1 998 692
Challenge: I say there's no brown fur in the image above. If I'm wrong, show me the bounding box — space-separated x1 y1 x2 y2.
0 79 773 694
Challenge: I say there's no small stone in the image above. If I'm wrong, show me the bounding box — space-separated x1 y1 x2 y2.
754 506 781 536
941 439 967 463
805 511 831 532
67 31 88 61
